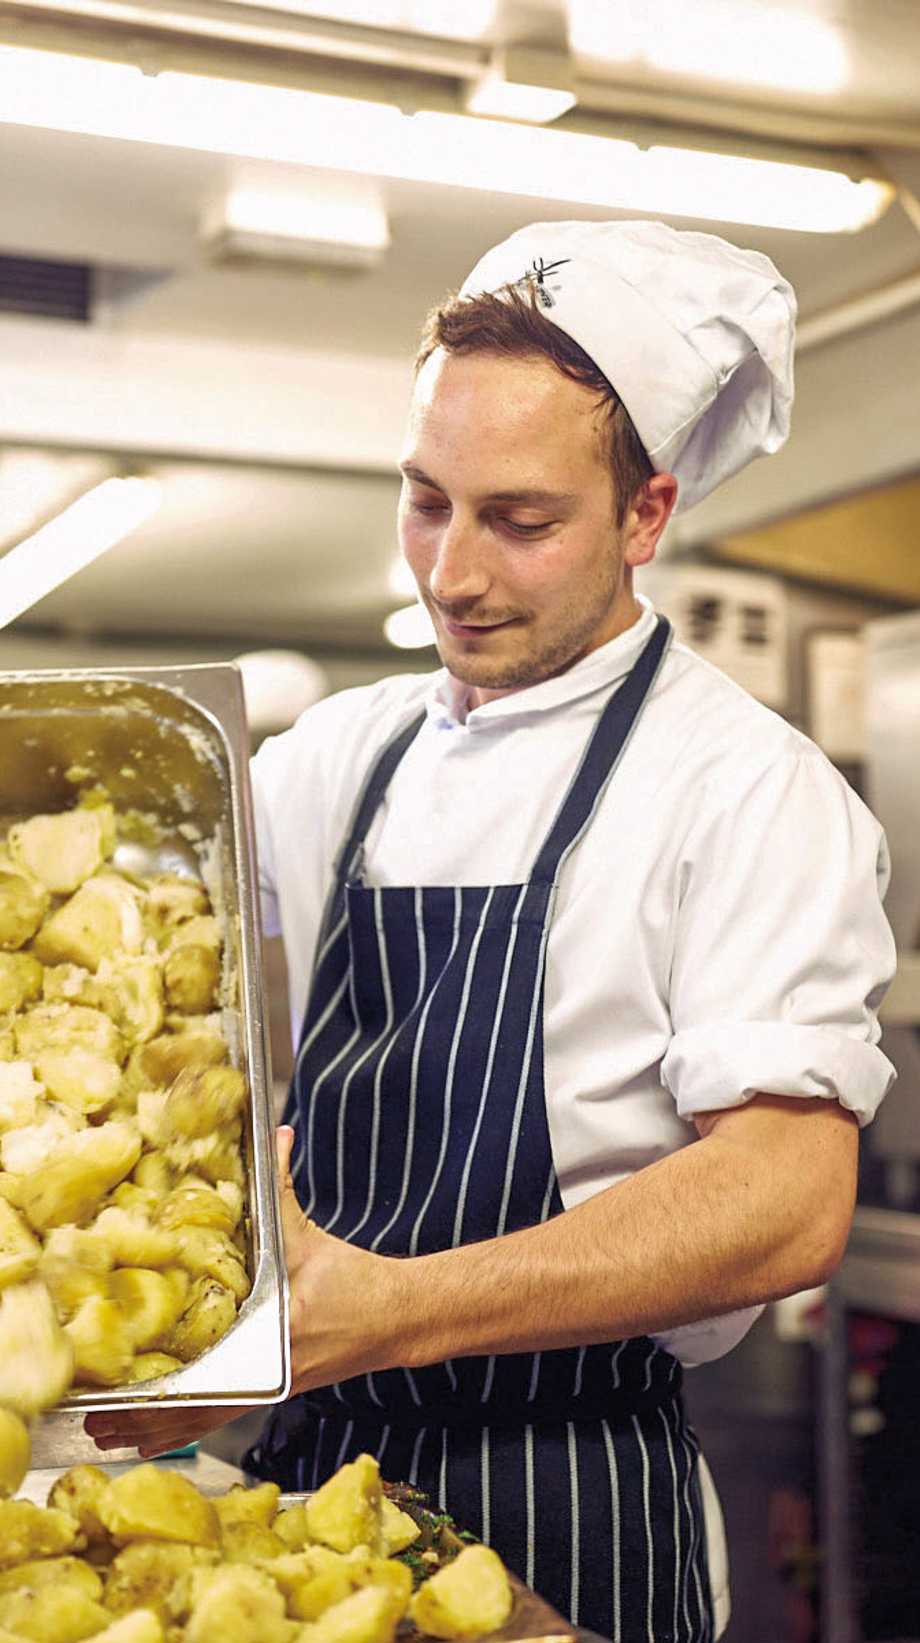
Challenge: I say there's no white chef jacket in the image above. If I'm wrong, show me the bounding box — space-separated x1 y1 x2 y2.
252 596 896 1369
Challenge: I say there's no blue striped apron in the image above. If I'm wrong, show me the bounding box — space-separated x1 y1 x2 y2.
248 616 714 1641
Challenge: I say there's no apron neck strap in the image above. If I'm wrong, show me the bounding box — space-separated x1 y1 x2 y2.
334 709 426 883
527 615 672 886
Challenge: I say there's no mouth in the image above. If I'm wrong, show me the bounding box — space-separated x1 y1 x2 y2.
439 615 517 639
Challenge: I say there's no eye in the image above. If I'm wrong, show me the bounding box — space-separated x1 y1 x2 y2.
499 517 555 537
409 497 449 516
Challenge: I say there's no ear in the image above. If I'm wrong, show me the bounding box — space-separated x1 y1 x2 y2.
622 473 678 569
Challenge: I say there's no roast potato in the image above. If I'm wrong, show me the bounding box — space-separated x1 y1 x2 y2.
110 1267 187 1351
0 864 49 951
48 1464 114 1546
163 946 220 1016
15 1003 124 1066
184 1564 292 1643
220 1521 287 1563
0 1408 29 1499
34 872 144 974
0 1582 111 1642
0 953 42 1014
103 1540 216 1625
0 1555 102 1599
0 1063 43 1137
7 808 111 894
0 1279 74 1415
100 1465 220 1550
408 1546 513 1639
296 1584 397 1643
162 1276 237 1363
19 1121 142 1232
66 1294 135 1387
213 1482 280 1534
123 1352 183 1384
0 1500 81 1567
34 1046 121 1116
305 1453 385 1556
145 874 209 938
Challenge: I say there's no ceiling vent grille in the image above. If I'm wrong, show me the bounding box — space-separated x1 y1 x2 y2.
0 254 91 321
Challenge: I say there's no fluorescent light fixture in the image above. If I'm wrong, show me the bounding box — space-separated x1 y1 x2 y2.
466 48 577 124
384 603 437 649
387 554 418 599
204 181 390 268
0 47 404 167
0 47 891 233
638 147 890 235
407 116 891 232
567 0 849 96
0 476 160 629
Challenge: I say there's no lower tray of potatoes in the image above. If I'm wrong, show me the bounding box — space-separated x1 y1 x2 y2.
0 796 254 1447
0 1452 516 1643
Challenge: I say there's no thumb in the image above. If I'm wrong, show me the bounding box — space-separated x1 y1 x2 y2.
274 1125 315 1251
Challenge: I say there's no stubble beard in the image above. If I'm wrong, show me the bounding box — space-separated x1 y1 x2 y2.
432 553 623 692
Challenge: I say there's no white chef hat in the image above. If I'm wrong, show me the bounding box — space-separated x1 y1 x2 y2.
458 219 797 512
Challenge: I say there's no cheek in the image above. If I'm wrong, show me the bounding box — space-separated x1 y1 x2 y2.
397 510 434 572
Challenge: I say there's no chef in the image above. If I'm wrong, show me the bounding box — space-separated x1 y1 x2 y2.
90 220 896 1642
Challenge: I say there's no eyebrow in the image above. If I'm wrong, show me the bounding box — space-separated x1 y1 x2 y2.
399 463 577 508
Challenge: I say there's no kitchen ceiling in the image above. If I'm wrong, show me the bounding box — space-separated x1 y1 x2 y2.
0 0 918 656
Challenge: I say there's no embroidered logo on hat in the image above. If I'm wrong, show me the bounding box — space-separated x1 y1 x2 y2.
516 256 570 309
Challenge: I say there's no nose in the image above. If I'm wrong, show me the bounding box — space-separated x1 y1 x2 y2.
428 512 490 608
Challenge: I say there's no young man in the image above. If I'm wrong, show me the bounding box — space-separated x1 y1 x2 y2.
91 220 895 1641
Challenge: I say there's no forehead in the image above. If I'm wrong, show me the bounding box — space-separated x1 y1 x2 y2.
403 349 608 486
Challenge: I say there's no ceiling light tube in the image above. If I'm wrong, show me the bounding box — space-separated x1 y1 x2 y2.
0 476 161 630
0 46 892 234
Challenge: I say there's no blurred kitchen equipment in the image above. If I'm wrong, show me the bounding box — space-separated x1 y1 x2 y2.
816 609 920 1643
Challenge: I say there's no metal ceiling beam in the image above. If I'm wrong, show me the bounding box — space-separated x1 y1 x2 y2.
2 0 919 153
797 265 920 355
0 0 486 74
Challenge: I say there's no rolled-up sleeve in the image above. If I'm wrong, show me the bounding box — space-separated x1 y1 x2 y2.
660 746 897 1126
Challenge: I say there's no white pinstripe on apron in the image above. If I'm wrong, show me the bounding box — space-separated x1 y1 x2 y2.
248 616 714 1641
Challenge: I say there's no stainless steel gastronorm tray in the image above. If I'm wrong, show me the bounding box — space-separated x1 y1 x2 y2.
0 664 290 1432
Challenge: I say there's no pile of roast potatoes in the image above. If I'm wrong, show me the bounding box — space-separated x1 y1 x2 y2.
0 797 251 1484
0 1452 514 1642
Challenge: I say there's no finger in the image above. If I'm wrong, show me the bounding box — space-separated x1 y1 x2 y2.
86 1410 181 1438
275 1124 313 1249
276 1123 295 1181
85 1404 252 1451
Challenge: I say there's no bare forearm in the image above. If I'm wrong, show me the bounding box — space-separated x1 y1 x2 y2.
385 1096 857 1368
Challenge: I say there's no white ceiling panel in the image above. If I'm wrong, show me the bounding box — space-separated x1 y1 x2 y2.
0 2 918 653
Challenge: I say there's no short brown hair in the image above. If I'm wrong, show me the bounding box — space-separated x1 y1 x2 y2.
416 281 654 527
